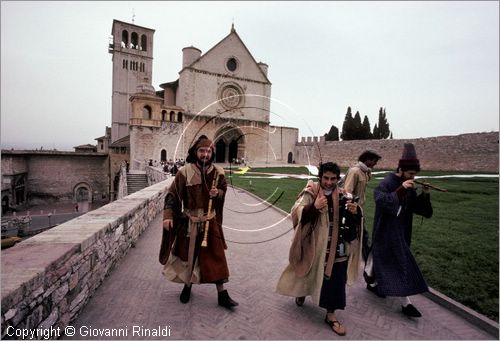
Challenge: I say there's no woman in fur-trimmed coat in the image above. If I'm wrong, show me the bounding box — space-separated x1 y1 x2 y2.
276 162 362 336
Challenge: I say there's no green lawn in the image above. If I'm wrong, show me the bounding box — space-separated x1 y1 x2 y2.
227 167 499 322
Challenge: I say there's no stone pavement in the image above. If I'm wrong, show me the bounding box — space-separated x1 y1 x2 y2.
65 187 495 340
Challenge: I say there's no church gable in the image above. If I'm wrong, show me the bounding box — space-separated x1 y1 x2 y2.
186 29 270 84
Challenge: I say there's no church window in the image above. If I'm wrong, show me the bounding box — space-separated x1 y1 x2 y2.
219 83 244 109
177 112 183 122
122 59 126 69
122 30 129 47
170 111 175 122
143 105 152 120
141 34 147 51
226 57 238 72
131 32 139 49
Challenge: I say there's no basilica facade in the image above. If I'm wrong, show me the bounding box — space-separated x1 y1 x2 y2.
107 19 298 171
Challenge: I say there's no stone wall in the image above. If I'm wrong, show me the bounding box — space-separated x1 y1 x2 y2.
294 132 499 173
268 126 299 163
1 178 172 339
1 151 110 205
130 122 184 171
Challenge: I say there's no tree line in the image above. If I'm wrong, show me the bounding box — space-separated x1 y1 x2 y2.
324 107 392 141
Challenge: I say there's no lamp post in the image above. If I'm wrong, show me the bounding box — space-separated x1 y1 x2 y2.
47 213 52 228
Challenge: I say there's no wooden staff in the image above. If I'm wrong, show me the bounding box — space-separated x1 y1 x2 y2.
414 179 448 192
201 172 220 247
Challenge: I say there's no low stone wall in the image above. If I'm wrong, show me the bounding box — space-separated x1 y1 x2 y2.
1 178 172 339
294 132 499 172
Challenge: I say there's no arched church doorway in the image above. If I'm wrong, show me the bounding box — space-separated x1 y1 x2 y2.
288 152 293 163
161 149 167 162
229 140 238 163
214 124 246 165
215 140 226 163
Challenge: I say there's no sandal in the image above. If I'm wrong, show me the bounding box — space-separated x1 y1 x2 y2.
295 296 305 306
324 316 346 336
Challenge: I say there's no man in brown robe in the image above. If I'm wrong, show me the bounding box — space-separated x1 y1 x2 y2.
159 135 238 309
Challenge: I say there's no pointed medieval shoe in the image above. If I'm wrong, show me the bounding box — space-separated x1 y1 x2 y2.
366 284 386 298
180 284 191 304
324 315 346 336
402 304 422 317
295 296 305 306
218 290 239 309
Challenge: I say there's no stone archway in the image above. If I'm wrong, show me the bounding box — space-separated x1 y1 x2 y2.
214 124 245 164
73 183 93 203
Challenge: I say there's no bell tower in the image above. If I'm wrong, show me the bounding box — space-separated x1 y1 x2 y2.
108 19 155 143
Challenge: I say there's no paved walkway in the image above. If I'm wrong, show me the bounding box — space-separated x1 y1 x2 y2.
65 188 495 340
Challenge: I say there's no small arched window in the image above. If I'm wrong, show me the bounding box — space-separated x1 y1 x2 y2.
131 32 139 49
162 110 167 121
169 111 175 122
141 34 147 51
177 112 183 122
121 30 129 47
143 105 152 120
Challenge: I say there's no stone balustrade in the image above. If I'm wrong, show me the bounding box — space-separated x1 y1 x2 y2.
1 178 172 339
145 165 171 186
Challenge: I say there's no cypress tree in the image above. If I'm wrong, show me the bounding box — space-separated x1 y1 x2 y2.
373 123 379 139
341 107 354 140
378 107 390 139
362 115 372 139
353 111 363 139
325 125 339 141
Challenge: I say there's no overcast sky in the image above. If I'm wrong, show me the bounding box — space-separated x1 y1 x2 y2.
1 1 498 151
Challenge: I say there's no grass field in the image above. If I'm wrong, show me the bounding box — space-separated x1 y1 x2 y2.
227 166 499 322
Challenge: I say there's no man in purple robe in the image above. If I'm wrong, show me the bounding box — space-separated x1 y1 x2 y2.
365 143 433 318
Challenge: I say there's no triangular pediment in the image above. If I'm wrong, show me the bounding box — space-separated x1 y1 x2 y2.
182 29 270 84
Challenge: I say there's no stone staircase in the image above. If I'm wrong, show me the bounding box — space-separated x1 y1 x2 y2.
126 172 148 195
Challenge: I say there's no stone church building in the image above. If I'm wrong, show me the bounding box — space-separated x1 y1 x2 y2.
107 19 298 172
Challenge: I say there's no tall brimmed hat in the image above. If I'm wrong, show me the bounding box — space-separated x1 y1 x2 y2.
398 143 420 171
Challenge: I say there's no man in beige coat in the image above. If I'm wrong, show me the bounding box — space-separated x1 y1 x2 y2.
276 162 362 336
340 150 381 261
